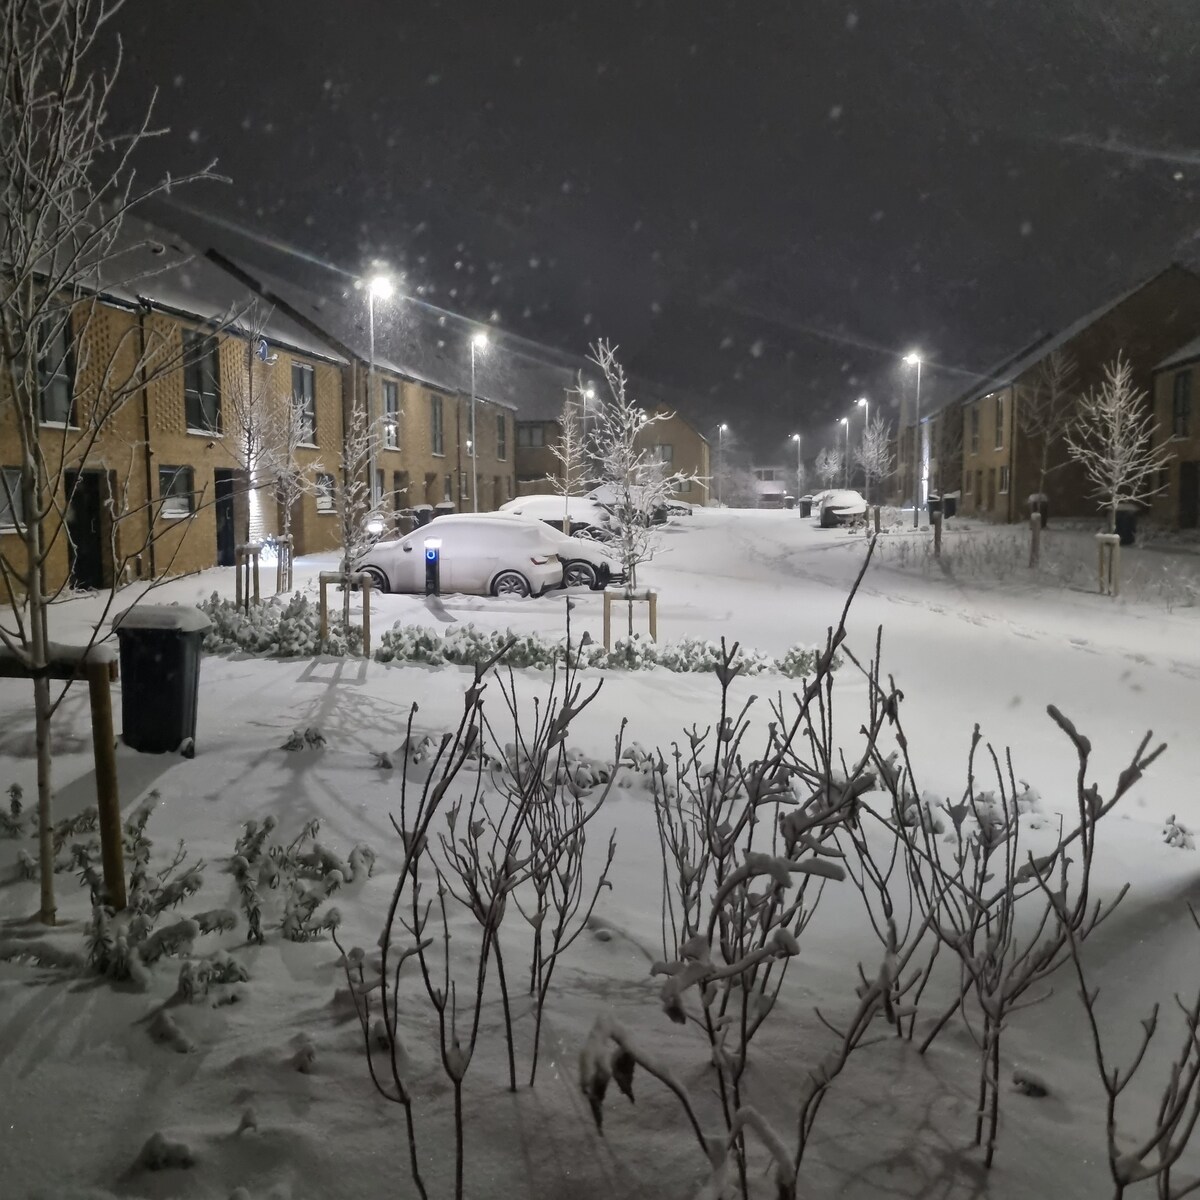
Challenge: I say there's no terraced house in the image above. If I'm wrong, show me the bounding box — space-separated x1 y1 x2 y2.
1151 337 1200 530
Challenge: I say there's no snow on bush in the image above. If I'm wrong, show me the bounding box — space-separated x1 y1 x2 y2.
197 592 832 678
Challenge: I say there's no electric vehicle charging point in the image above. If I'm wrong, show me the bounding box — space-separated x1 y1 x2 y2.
424 538 442 596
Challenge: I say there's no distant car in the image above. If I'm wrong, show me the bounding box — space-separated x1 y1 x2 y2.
354 515 563 598
471 512 622 589
499 493 615 538
817 489 868 528
586 484 670 526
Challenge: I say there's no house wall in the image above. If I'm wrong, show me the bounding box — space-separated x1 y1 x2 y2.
1151 357 1200 529
959 385 1015 519
515 421 563 493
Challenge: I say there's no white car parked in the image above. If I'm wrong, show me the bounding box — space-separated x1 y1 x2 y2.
499 493 614 538
815 489 868 527
472 512 622 589
354 515 563 598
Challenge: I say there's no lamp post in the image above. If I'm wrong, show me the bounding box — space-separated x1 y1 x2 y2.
366 273 394 506
839 417 849 487
717 423 728 506
856 396 869 501
469 331 488 512
904 352 923 528
790 433 802 496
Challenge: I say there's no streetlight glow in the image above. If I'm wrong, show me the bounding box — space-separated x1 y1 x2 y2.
904 352 924 525
368 274 394 300
472 330 489 350
903 351 921 366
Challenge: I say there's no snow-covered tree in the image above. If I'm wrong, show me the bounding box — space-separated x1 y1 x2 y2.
1018 349 1078 503
710 424 755 506
0 0 211 922
588 341 697 589
1064 354 1169 531
853 415 894 505
815 446 842 489
546 382 589 531
262 389 322 547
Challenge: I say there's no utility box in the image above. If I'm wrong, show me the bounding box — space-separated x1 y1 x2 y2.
112 605 211 756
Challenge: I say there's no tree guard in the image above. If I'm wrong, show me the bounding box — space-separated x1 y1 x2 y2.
603 587 658 650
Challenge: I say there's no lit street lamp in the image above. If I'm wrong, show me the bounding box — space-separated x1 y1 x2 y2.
366 273 394 506
717 423 728 506
790 433 802 495
856 397 869 501
904 352 923 528
470 330 488 512
839 417 849 487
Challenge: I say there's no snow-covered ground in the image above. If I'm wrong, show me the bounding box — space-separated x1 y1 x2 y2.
2 509 1199 1199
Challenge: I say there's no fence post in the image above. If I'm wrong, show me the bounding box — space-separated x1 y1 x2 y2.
87 659 126 911
873 505 881 535
933 511 943 558
319 575 330 645
603 590 612 652
360 574 371 658
1028 513 1041 568
648 590 658 641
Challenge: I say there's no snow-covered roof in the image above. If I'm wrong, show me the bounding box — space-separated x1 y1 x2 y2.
112 604 212 633
92 218 348 364
957 265 1194 407
1156 334 1200 372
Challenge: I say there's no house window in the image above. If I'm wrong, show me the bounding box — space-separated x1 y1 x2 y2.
158 466 194 519
496 414 507 460
994 394 1004 450
315 473 335 514
383 380 400 448
374 469 385 506
1173 370 1192 438
292 363 316 445
393 471 408 509
517 423 544 448
999 465 1010 494
975 470 982 500
443 473 453 502
38 319 76 425
964 471 973 494
431 394 445 456
656 444 675 465
970 406 980 455
183 330 222 433
0 468 24 529
987 468 996 509
677 477 692 494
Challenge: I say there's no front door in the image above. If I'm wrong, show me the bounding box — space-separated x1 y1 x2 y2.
214 469 236 566
1181 461 1200 530
64 470 105 590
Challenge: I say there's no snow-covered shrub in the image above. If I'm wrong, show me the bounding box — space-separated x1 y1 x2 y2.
1163 814 1195 850
0 783 24 838
197 591 363 658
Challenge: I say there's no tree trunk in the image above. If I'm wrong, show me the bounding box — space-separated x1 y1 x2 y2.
33 673 56 924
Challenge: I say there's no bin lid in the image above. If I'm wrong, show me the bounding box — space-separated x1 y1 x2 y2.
113 604 212 633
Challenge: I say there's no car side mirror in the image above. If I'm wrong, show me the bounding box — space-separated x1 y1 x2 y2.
402 544 413 552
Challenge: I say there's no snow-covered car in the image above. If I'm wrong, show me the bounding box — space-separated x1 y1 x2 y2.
354 516 563 598
470 512 622 589
499 493 615 538
586 483 670 526
817 489 868 528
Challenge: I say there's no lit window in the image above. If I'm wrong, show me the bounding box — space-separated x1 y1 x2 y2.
183 330 222 433
315 473 335 513
431 395 445 456
0 467 24 528
38 319 76 425
496 414 507 460
158 466 194 519
383 380 400 448
292 364 316 444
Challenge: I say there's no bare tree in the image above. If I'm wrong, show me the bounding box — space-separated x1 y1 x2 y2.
0 0 212 922
1064 354 1169 531
1018 349 1078 506
927 408 964 502
815 446 842 490
854 415 895 505
332 393 383 631
710 423 755 506
261 388 322 548
588 341 697 590
546 381 589 531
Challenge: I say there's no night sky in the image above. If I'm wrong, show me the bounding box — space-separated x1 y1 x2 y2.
111 1 1200 458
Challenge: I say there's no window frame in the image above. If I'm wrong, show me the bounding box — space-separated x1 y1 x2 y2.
999 465 1010 494
496 413 507 460
383 379 400 448
431 394 445 456
994 394 1005 450
314 472 336 514
158 465 195 520
970 405 980 455
292 362 317 446
443 473 453 502
0 467 25 530
38 318 77 427
183 329 222 435
657 443 675 465
516 423 544 448
1172 369 1192 439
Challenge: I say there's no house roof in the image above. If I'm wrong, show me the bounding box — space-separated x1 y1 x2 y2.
1156 334 1200 371
957 264 1198 407
93 218 348 364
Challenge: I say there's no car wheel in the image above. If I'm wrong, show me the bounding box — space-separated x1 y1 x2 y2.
563 560 598 589
491 570 531 598
360 565 390 593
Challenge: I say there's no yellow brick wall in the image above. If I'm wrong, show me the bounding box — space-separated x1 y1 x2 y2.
960 386 1016 519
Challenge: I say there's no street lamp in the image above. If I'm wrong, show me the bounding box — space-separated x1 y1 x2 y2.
856 397 869 502
365 273 394 507
717 423 728 506
790 433 802 496
904 352 923 528
469 330 489 512
839 417 849 487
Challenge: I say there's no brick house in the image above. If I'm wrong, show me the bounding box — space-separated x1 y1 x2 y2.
952 264 1200 522
1150 335 1200 529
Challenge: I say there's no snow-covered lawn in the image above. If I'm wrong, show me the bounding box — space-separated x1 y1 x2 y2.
2 509 1199 1199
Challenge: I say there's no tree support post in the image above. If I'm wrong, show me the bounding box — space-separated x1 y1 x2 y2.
1096 532 1120 597
235 543 262 612
933 511 943 558
873 505 881 535
318 570 372 656
276 534 294 593
1028 513 1042 568
603 588 658 651
87 659 126 910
